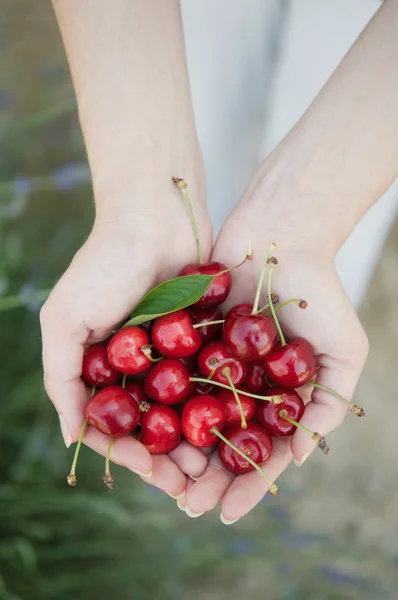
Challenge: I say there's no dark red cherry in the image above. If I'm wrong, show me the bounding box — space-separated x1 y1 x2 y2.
144 358 190 405
244 363 268 394
264 337 317 388
151 309 202 358
216 386 256 427
124 380 150 411
140 404 181 454
256 387 304 437
188 306 224 343
82 343 120 387
179 355 198 372
223 305 278 362
197 341 247 386
182 395 226 447
107 326 151 375
85 385 140 437
192 370 215 395
218 422 273 474
180 262 231 308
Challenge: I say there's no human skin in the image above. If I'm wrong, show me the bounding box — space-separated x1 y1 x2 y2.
45 0 398 518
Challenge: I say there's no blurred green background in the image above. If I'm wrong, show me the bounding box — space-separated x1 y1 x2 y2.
1 2 398 599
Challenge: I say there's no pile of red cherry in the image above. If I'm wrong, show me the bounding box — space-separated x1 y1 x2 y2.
67 179 365 495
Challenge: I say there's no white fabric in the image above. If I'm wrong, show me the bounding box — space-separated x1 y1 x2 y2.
181 0 398 308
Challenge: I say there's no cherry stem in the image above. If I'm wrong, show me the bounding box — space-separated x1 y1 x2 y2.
141 346 163 363
67 386 95 486
258 297 308 315
279 410 330 455
217 250 253 276
210 427 279 496
192 319 225 329
252 243 276 315
267 257 286 347
207 367 217 381
172 176 203 264
122 374 127 389
222 367 247 429
103 436 115 489
308 381 365 417
189 376 286 404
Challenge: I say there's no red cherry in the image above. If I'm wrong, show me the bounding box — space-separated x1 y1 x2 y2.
179 355 198 372
256 387 305 436
216 386 256 427
140 404 181 454
85 386 140 437
180 262 231 309
82 343 120 387
197 341 247 386
244 363 268 394
151 309 202 358
124 380 150 411
188 306 224 343
182 395 226 447
264 337 317 388
144 358 190 405
218 422 273 474
192 370 215 395
107 326 151 375
223 305 278 362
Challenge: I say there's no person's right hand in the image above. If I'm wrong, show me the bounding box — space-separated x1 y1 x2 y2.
40 181 212 498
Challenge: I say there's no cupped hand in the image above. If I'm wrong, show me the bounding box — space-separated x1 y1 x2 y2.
40 185 212 496
181 191 369 523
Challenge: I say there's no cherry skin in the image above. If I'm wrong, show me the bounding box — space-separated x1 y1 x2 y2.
140 404 181 454
124 380 150 411
180 262 231 309
182 395 226 447
144 358 190 405
244 363 268 394
189 306 224 343
179 355 198 372
223 305 278 362
107 326 151 375
256 387 304 437
82 343 120 387
151 309 202 358
192 370 215 395
216 386 256 427
218 422 273 475
264 337 317 388
197 341 247 386
85 385 140 437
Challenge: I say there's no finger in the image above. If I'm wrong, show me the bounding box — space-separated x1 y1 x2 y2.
168 440 209 479
290 358 365 465
41 303 89 445
220 437 292 523
83 426 152 476
184 451 235 517
137 454 187 499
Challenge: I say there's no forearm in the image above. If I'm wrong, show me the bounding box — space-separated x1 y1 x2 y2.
52 0 204 219
250 0 398 253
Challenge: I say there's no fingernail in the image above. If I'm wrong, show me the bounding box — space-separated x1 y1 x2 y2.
177 500 186 512
59 415 72 448
294 452 309 467
185 506 204 518
167 491 185 501
130 467 153 478
220 513 239 525
190 475 200 481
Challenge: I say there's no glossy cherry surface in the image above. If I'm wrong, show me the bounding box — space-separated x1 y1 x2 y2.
218 422 273 474
82 343 120 387
223 305 278 362
256 387 305 436
124 380 150 411
244 363 268 394
144 359 190 405
151 309 202 358
264 337 317 388
182 394 226 447
85 385 140 437
180 262 231 309
107 326 151 375
189 306 224 343
197 341 247 386
216 386 256 427
140 404 181 454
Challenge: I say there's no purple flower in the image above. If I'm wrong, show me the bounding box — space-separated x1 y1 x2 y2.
53 162 90 192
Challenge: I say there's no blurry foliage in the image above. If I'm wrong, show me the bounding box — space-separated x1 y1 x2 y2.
0 2 398 599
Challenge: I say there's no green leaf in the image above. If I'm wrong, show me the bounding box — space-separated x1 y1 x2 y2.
124 274 214 327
